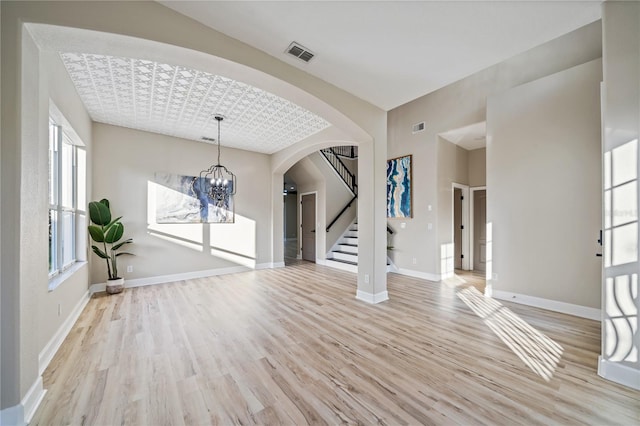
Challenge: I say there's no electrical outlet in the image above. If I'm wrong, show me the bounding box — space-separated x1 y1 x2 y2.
57 303 61 317
127 265 133 273
427 223 432 230
492 273 498 281
364 274 370 284
401 222 406 229
412 257 417 265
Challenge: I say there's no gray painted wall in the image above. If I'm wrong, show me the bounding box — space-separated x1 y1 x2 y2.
486 58 602 308
468 148 486 187
387 21 602 278
92 123 272 283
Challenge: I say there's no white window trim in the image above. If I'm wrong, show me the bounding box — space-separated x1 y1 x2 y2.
48 102 87 290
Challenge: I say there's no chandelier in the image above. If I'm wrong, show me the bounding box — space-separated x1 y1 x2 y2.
191 115 236 223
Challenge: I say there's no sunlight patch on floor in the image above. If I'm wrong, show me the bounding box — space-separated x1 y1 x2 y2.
457 286 563 381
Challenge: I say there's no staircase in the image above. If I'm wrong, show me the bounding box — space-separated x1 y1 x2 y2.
325 221 393 273
326 222 359 273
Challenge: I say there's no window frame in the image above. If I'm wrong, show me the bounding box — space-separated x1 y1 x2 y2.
48 115 87 287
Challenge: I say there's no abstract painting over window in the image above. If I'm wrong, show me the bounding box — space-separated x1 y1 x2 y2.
154 172 234 223
387 155 412 218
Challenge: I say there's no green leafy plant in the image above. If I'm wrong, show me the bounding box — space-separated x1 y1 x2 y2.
88 199 133 280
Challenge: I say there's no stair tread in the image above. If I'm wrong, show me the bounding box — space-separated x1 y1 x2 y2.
333 250 358 255
327 258 358 266
339 243 358 247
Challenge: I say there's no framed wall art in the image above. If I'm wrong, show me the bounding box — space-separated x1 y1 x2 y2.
387 154 412 218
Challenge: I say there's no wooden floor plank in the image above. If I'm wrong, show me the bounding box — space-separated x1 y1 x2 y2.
31 263 639 425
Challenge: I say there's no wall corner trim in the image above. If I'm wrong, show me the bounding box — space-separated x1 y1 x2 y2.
22 376 46 424
39 290 91 376
356 290 389 304
492 290 601 321
598 356 640 390
394 268 441 283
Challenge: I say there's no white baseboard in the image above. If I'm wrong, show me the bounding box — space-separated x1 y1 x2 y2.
598 356 640 390
0 404 24 426
0 376 47 426
22 377 46 424
256 262 285 269
91 263 284 293
316 258 327 266
356 290 389 304
492 289 601 321
39 290 91 375
393 268 441 282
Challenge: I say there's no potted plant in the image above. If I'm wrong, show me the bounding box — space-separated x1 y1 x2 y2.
88 199 133 294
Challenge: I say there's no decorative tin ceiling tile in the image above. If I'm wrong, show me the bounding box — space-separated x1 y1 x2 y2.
59 52 330 154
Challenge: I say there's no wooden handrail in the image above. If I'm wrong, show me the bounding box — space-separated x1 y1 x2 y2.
326 195 357 232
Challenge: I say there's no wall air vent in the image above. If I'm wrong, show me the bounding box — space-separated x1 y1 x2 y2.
201 136 216 142
412 121 426 134
286 42 315 63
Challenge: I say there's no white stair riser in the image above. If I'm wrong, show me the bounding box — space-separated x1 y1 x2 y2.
333 252 358 262
326 260 358 273
345 231 358 238
338 244 358 254
343 237 358 245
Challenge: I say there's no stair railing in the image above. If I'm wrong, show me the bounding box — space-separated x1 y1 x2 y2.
321 148 359 232
320 148 357 196
331 145 358 159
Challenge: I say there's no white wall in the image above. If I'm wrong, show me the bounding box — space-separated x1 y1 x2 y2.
38 51 92 360
287 156 325 261
387 21 602 279
437 139 469 276
486 58 602 309
91 124 273 283
0 24 93 414
468 148 486 187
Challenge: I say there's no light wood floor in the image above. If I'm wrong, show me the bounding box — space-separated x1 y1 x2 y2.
32 263 638 425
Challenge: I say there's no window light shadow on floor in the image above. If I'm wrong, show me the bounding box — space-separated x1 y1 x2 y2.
457 286 564 381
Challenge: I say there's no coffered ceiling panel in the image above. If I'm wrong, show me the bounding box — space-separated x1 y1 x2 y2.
60 52 331 154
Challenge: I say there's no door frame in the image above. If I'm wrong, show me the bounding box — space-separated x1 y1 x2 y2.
299 191 318 261
452 183 470 270
469 186 487 271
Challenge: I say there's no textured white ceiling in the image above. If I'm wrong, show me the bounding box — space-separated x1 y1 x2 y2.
160 1 602 111
60 52 330 154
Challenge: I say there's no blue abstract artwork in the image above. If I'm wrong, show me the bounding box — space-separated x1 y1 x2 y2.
154 172 234 223
387 155 412 218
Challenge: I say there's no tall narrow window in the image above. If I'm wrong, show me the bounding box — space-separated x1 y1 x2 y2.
48 115 86 286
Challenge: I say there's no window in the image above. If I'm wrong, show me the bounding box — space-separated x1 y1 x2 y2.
48 117 86 284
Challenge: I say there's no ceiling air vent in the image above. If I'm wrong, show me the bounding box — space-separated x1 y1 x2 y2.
286 42 315 63
412 121 425 134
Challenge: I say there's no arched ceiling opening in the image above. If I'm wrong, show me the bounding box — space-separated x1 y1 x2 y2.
26 23 371 154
